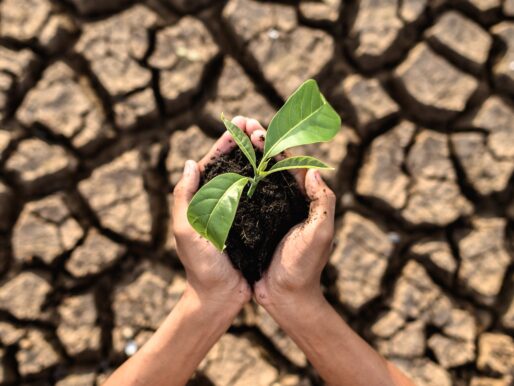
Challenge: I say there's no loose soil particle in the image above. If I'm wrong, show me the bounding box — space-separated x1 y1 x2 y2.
202 148 309 284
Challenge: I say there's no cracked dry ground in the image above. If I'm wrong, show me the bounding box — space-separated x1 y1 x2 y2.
0 0 514 385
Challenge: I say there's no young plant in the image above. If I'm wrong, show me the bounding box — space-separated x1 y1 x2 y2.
187 79 341 251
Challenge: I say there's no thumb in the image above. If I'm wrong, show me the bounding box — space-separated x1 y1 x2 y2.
303 169 336 240
172 160 200 225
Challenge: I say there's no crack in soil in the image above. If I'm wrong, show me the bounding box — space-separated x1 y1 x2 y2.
1 0 514 384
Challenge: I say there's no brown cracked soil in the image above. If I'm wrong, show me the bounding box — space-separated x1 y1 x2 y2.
0 0 513 385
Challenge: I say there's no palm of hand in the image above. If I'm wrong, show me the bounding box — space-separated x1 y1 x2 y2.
172 118 255 305
177 231 242 293
255 211 332 304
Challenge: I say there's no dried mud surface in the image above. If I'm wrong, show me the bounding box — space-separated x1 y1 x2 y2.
0 0 513 385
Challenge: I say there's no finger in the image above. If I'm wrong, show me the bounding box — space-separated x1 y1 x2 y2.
246 118 265 136
172 160 200 229
198 132 234 172
250 129 266 151
232 115 248 133
198 117 248 171
303 169 336 240
247 119 287 159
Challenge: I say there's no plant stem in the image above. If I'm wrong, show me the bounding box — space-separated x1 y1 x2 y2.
248 158 269 197
247 179 259 197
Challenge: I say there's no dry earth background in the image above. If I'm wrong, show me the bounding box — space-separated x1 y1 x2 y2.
0 0 513 385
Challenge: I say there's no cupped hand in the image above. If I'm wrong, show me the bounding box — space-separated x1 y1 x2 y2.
243 119 336 310
172 117 252 310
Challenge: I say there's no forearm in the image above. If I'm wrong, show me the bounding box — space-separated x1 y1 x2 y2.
265 292 413 386
104 286 240 386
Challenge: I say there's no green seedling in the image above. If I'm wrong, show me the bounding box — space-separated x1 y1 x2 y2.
187 79 341 251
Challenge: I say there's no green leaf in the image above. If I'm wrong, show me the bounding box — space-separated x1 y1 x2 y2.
262 156 333 175
187 173 249 251
221 114 257 172
263 79 341 160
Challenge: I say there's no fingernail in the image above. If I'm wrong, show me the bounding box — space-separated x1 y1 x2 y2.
254 130 265 141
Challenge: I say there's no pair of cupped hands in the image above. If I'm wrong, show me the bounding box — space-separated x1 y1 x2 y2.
173 116 336 315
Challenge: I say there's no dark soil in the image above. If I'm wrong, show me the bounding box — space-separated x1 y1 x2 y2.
202 148 309 284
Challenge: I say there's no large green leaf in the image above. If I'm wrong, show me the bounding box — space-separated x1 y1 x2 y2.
263 79 341 160
262 156 333 175
187 173 249 251
222 114 257 172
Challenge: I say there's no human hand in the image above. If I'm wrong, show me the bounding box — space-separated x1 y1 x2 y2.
172 117 252 313
106 123 255 386
242 118 336 311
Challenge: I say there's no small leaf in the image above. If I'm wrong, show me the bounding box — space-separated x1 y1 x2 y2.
221 114 257 172
263 79 341 160
263 156 333 175
187 173 249 251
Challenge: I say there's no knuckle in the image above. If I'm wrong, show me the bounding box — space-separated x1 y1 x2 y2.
173 183 194 203
172 222 191 239
172 182 184 197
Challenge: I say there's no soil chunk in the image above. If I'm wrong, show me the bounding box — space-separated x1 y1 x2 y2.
202 148 309 284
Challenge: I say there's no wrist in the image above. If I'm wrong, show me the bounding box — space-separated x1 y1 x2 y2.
182 283 246 322
258 287 336 354
256 281 327 319
131 280 245 385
